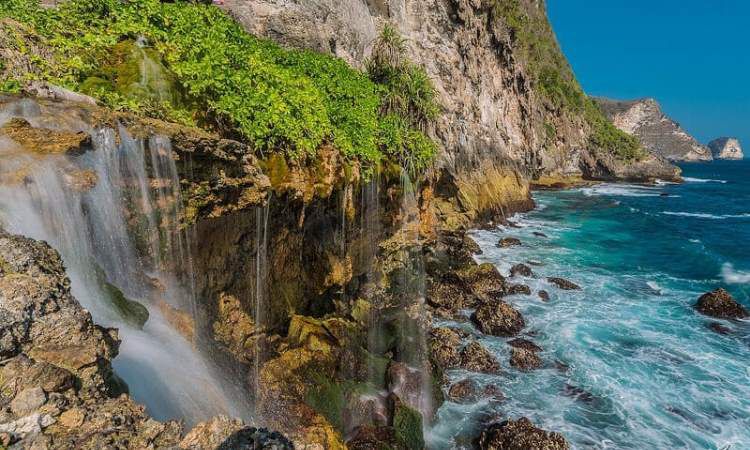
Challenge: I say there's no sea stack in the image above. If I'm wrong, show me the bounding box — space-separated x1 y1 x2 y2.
595 98 713 162
708 137 744 160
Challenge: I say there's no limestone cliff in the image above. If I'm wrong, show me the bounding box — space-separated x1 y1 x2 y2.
220 0 679 192
708 137 744 160
596 97 713 162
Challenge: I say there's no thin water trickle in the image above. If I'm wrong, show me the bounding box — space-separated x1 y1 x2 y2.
0 122 244 426
251 200 271 417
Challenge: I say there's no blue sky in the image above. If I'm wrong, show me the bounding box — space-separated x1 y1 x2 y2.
547 0 749 149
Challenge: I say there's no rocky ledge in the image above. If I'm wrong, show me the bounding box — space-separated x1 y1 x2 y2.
708 137 744 160
0 228 290 449
595 97 712 162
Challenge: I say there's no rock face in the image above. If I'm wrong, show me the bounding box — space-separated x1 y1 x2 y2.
0 227 288 449
220 0 678 214
708 137 744 160
694 288 749 319
595 97 712 162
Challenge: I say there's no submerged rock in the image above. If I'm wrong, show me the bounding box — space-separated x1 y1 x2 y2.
509 348 542 371
476 417 570 450
507 338 542 353
448 378 479 403
694 288 749 319
506 284 531 296
460 341 501 374
471 301 525 336
497 237 521 248
547 277 581 291
510 263 533 277
706 322 733 335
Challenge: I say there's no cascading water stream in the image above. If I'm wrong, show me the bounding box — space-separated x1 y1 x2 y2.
251 200 270 417
0 116 245 426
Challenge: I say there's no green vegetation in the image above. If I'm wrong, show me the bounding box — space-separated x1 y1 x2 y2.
492 0 644 161
392 399 425 449
0 0 438 169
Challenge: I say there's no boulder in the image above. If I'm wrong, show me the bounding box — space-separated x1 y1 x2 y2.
476 417 570 450
547 277 581 291
455 263 506 299
10 387 46 416
506 284 531 296
509 348 542 371
510 263 532 277
497 237 521 248
460 341 501 374
538 290 550 302
694 288 748 319
507 338 542 353
471 301 525 336
447 378 479 403
429 327 463 370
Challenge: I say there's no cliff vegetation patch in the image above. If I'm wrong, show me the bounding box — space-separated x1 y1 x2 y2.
0 0 438 170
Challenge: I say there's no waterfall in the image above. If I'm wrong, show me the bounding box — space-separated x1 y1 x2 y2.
0 121 245 426
251 200 271 417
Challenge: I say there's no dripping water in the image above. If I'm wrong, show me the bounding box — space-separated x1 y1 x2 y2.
0 117 245 426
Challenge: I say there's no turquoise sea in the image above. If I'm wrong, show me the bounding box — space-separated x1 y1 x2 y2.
431 160 750 449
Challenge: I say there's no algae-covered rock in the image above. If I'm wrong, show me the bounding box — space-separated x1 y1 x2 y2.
101 279 149 329
694 288 748 319
476 417 570 450
389 394 425 450
471 301 525 337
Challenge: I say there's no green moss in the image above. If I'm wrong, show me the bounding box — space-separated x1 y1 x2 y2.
392 400 424 450
102 279 149 329
304 372 378 433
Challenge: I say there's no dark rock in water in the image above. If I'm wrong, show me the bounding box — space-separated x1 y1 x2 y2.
527 260 544 266
508 338 542 353
506 221 522 229
426 278 474 311
454 263 506 300
533 231 548 238
483 385 505 402
430 327 463 370
216 426 294 450
554 360 570 373
538 290 550 302
660 193 670 197
510 263 533 277
509 348 543 371
471 301 525 336
547 277 581 291
694 288 749 319
460 341 501 374
506 284 531 296
476 417 570 450
707 322 733 335
448 378 479 403
562 384 596 404
497 237 521 248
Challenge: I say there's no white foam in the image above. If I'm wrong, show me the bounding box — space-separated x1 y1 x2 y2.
662 211 750 220
683 177 727 184
580 184 661 198
721 263 750 284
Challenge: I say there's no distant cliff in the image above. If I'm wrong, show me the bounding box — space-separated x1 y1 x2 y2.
708 137 744 160
595 98 712 162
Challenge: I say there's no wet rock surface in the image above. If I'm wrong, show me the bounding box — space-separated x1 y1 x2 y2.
694 288 749 319
498 237 522 248
509 348 543 371
506 284 531 296
538 290 550 302
547 277 581 291
510 263 533 277
476 417 570 450
447 379 480 403
0 228 289 449
507 338 542 353
460 341 502 374
472 301 525 337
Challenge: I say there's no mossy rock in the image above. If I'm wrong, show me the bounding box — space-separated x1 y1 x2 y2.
304 372 379 434
391 396 424 450
103 280 149 329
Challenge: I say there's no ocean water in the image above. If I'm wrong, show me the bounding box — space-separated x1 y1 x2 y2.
429 160 750 449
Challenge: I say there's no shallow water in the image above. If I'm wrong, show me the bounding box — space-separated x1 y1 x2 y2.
430 161 750 449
